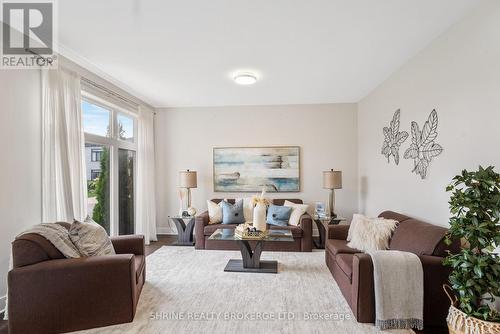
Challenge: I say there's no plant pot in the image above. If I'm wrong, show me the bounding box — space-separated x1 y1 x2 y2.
443 285 500 334
252 203 267 231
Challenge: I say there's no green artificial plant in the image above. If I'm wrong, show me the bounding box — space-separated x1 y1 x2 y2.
444 166 500 322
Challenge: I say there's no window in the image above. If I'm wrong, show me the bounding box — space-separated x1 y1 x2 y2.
82 96 137 236
91 148 103 162
82 100 110 137
118 149 135 234
90 169 101 180
85 143 110 234
117 113 135 143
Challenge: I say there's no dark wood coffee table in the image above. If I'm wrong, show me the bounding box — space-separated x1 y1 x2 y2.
208 228 294 274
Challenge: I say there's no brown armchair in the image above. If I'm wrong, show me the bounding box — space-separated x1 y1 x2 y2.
324 211 460 327
8 229 146 334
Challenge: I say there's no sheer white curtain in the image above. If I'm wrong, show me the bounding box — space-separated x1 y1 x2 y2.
136 106 157 244
42 68 87 222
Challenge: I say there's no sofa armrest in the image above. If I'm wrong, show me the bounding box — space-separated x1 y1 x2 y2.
351 253 375 323
300 213 313 252
8 255 136 333
111 235 145 255
420 255 452 327
195 211 209 249
327 224 350 240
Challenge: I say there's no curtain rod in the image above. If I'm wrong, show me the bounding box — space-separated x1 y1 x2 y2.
27 48 146 112
80 77 140 109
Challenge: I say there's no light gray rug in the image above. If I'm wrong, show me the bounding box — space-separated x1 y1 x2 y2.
75 247 414 334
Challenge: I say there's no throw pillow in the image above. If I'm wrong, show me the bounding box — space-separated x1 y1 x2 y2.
284 200 309 226
347 213 366 241
69 218 115 256
207 200 223 224
266 204 293 227
236 197 255 222
221 199 245 225
347 215 398 252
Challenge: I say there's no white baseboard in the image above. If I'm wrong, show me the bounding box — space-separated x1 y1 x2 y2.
0 295 6 314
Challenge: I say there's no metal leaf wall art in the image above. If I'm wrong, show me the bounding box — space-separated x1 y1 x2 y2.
403 109 443 179
381 109 408 165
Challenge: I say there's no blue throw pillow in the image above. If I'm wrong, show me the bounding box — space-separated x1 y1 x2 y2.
266 205 292 226
221 200 245 225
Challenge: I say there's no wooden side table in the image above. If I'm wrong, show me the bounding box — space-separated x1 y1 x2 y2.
169 216 196 246
313 216 347 249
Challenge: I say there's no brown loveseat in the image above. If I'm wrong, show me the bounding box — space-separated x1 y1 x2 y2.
325 211 460 327
195 199 313 252
8 223 146 334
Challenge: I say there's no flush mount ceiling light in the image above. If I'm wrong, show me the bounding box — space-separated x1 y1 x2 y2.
233 72 257 85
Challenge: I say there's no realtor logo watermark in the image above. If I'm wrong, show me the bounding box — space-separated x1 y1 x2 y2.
1 0 57 69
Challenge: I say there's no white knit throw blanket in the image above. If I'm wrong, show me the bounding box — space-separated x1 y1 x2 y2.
368 250 424 330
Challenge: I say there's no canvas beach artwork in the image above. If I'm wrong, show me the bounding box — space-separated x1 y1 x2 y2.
213 146 300 192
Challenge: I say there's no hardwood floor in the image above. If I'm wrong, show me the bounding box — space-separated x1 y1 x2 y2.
0 236 448 334
145 235 177 255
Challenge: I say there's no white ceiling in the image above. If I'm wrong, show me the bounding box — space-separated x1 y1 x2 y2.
58 0 479 108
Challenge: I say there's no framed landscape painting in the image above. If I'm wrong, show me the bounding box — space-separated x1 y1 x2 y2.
213 146 300 192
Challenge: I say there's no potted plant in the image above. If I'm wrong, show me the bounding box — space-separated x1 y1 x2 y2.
444 166 500 333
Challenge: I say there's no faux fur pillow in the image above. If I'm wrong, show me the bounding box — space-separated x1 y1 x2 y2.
347 214 398 252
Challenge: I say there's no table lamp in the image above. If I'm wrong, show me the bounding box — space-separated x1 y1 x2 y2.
323 170 342 218
179 170 197 216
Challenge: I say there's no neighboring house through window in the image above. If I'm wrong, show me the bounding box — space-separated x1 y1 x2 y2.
82 95 137 236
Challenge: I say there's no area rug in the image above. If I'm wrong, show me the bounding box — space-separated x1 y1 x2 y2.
75 247 414 334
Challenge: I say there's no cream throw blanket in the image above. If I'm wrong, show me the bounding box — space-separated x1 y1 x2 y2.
18 223 82 258
368 250 424 330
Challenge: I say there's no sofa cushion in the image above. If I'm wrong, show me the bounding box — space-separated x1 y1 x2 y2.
389 219 448 256
347 215 398 252
272 199 303 206
378 211 412 223
336 253 354 280
266 204 292 226
134 255 145 283
207 200 223 224
325 239 360 255
221 200 245 225
69 219 116 256
284 200 309 226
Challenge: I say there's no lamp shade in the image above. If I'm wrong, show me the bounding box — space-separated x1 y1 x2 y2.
179 170 197 188
323 170 342 189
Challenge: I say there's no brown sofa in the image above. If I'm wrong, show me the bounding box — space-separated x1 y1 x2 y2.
195 199 313 252
8 223 146 334
325 211 460 327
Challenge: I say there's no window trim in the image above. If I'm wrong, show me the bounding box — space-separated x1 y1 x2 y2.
82 92 137 236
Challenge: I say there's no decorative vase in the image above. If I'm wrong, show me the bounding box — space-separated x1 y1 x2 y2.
253 203 267 231
187 207 196 216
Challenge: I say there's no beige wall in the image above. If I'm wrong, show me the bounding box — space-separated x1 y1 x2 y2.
155 104 358 234
358 0 500 226
0 70 42 311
